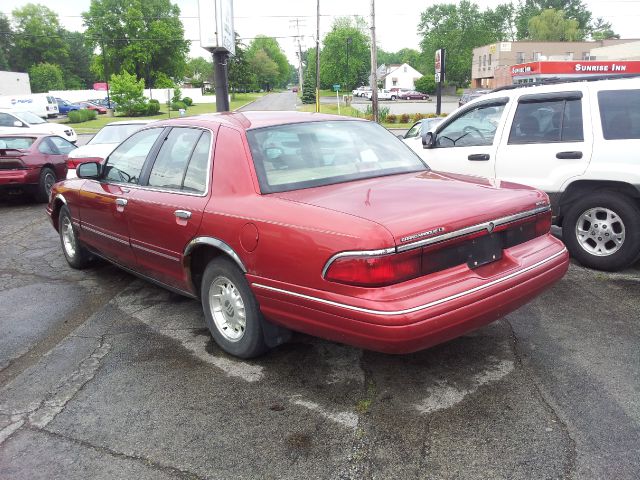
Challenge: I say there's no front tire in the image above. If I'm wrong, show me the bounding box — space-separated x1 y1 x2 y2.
201 257 268 358
59 205 93 269
562 191 640 271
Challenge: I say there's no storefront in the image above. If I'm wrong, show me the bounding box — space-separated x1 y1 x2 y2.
511 60 640 84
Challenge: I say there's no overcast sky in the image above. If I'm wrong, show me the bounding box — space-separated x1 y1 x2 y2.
2 0 638 65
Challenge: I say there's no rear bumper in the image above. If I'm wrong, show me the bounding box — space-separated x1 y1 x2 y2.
0 169 38 189
250 236 569 354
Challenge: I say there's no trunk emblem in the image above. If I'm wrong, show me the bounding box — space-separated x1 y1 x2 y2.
401 227 445 243
487 222 495 233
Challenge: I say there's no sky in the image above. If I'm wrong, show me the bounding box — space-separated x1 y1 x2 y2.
2 0 639 66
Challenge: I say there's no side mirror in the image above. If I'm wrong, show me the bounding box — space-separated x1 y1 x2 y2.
77 162 101 179
13 120 23 127
422 131 434 149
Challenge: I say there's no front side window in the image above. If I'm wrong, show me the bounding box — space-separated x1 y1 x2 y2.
104 128 163 184
508 97 583 144
598 89 640 140
247 120 427 193
435 103 506 148
147 127 208 192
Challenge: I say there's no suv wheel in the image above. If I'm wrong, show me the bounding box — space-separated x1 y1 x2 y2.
562 191 640 271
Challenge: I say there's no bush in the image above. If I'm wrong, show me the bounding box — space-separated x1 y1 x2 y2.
171 86 182 104
110 70 146 116
170 101 187 111
400 113 410 124
412 113 426 122
67 109 97 123
385 114 397 123
378 106 390 122
182 97 193 106
147 99 160 115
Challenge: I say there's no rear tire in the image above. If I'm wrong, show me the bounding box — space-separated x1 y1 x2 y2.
36 167 56 203
201 257 268 358
59 205 93 269
562 191 640 271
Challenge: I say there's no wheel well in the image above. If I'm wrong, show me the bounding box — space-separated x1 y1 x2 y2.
557 180 640 224
42 164 58 178
51 199 65 231
187 245 225 296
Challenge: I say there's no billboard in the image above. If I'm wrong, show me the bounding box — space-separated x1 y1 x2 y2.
511 61 640 77
434 48 445 82
198 0 235 54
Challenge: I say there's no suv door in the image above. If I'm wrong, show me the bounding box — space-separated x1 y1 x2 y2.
495 90 592 196
423 98 509 178
78 127 165 266
125 126 215 290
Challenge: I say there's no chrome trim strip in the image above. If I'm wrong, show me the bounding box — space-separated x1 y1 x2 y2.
321 206 551 276
255 248 566 317
183 236 247 273
82 224 130 246
131 242 181 262
396 206 551 252
321 247 396 277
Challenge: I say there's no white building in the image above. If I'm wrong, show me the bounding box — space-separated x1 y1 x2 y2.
0 71 31 96
377 63 423 90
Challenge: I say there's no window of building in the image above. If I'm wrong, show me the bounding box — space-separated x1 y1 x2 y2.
403 66 407 72
566 52 574 60
478 55 482 70
582 51 592 60
598 89 640 140
488 54 492 66
533 52 542 61
483 54 486 67
516 52 525 63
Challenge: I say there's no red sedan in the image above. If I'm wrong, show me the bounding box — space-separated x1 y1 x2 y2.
399 90 429 100
47 112 568 358
74 101 108 114
1 134 74 201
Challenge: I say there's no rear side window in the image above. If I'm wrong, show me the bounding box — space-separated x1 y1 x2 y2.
509 98 583 144
598 89 640 140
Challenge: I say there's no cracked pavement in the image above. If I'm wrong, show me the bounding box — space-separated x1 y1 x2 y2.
1 197 639 479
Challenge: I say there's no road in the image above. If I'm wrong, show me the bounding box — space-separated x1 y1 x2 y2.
1 93 639 479
238 91 299 111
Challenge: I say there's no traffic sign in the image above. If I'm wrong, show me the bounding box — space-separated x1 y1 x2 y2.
333 84 341 91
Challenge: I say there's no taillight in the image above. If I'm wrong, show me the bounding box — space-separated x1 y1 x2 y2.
66 158 83 169
325 249 422 287
535 209 552 236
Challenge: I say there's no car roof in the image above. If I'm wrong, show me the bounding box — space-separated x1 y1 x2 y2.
149 111 361 131
104 120 155 126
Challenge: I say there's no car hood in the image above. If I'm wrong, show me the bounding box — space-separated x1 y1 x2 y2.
272 171 548 246
68 143 118 159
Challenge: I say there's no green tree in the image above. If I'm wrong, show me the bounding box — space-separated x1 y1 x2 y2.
0 14 13 70
589 18 619 41
515 0 592 39
414 75 436 95
29 63 65 92
249 49 280 91
59 31 95 89
109 70 147 116
301 47 317 104
228 35 254 93
153 71 175 88
83 0 189 86
10 4 69 73
246 36 290 89
418 1 505 87
320 17 370 91
185 57 212 88
528 9 582 41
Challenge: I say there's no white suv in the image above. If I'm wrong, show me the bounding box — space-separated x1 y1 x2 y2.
410 77 640 271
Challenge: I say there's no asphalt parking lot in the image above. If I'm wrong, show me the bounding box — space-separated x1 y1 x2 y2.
0 197 638 480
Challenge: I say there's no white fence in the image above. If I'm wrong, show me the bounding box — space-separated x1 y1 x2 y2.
48 87 217 104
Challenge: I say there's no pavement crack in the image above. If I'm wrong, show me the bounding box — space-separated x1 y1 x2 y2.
29 426 206 480
505 319 577 480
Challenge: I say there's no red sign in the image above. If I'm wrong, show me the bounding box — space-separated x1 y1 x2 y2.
93 82 108 91
435 50 442 74
511 61 640 76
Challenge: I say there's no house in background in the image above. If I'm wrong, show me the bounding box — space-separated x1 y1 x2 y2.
375 63 423 90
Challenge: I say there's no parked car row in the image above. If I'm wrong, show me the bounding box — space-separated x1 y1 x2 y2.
56 98 109 115
0 109 77 142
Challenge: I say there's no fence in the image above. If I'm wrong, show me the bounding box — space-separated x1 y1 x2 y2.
48 87 217 104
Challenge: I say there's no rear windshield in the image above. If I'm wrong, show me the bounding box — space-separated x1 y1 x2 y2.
246 120 427 193
0 137 35 149
89 124 146 144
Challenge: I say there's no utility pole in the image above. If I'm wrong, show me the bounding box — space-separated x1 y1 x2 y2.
290 18 305 93
369 0 378 122
100 40 111 110
315 0 320 113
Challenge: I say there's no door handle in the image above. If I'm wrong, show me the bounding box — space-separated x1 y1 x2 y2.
115 198 128 207
556 151 583 159
468 153 490 161
174 210 192 219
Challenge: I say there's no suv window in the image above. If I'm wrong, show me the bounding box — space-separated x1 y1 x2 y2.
104 128 163 184
436 103 505 148
147 127 207 191
598 89 640 140
509 98 583 144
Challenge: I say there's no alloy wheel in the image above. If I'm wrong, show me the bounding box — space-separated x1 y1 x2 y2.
575 207 625 257
208 276 247 342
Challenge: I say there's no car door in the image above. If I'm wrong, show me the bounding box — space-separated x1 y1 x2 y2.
422 98 509 178
494 89 592 195
78 127 165 266
125 126 215 290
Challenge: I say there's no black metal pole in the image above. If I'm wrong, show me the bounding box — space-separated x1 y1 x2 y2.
436 79 442 115
214 50 230 112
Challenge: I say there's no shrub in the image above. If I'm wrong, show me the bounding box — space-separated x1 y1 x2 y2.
86 109 98 120
171 86 182 104
400 113 410 124
110 70 146 116
170 101 187 111
147 99 160 115
364 114 374 121
412 113 426 122
182 97 193 106
440 112 448 117
67 109 96 123
426 113 437 118
385 114 397 123
378 106 390 122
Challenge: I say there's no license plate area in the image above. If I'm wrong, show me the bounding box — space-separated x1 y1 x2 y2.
466 233 503 269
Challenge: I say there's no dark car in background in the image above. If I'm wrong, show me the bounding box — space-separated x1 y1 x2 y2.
399 90 429 100
74 101 108 114
0 134 75 201
458 90 490 107
89 98 117 109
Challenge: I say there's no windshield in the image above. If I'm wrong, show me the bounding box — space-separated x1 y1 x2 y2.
13 111 46 125
246 120 427 193
0 136 35 149
89 124 146 145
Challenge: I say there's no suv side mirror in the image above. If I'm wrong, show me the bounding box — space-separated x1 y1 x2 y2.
422 131 434 149
77 162 102 179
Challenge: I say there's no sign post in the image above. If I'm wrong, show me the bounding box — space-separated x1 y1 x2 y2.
198 0 235 112
435 48 445 115
333 84 341 115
